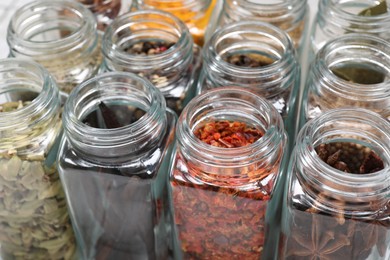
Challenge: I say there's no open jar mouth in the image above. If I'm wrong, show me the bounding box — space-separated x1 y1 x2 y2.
8 0 95 51
103 10 192 64
63 71 167 160
0 59 59 129
297 108 390 208
178 87 284 163
206 21 294 77
317 34 390 100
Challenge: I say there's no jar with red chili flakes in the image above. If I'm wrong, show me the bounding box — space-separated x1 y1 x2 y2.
170 87 288 259
279 108 390 260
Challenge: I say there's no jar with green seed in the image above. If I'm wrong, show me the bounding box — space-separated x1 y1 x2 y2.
101 9 202 115
0 59 75 259
311 0 390 55
279 108 390 260
300 34 390 129
7 0 102 94
206 0 309 53
198 21 300 141
58 72 176 259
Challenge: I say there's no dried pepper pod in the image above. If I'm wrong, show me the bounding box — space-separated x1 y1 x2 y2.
311 0 390 54
77 0 123 31
0 59 75 259
207 0 309 52
7 0 102 94
58 72 176 259
280 108 390 260
134 0 217 46
170 87 288 259
198 21 300 141
301 34 390 128
101 10 202 115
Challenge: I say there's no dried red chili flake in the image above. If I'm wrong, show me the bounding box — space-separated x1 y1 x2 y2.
194 120 263 148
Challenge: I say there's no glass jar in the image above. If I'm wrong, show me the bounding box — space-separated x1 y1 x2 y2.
0 59 75 259
77 0 125 31
170 87 288 259
7 0 102 94
58 72 176 259
101 10 202 115
279 108 390 260
198 21 300 138
207 0 309 51
301 34 390 128
134 0 217 46
311 0 390 54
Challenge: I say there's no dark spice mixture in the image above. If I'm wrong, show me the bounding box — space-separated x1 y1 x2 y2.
225 53 274 68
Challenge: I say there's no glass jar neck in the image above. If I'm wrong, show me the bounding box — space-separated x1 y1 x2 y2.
310 34 390 118
203 21 297 97
0 59 61 156
223 0 307 31
294 108 390 216
102 10 194 89
176 87 286 187
63 72 168 164
7 0 98 60
318 0 390 36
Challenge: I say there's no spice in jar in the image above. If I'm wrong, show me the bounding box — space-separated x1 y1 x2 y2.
78 0 122 30
124 41 175 55
359 0 387 16
172 120 276 259
0 100 75 259
283 142 388 259
225 53 275 68
330 62 386 85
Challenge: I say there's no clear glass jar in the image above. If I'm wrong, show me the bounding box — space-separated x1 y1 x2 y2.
7 0 102 94
134 0 217 46
207 0 309 51
77 0 125 31
58 72 176 259
101 10 202 115
301 34 390 128
311 0 390 54
0 59 75 259
198 21 300 138
279 108 390 260
170 87 287 259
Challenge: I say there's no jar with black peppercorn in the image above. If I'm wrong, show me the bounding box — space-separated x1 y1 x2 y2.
101 10 201 115
300 34 390 129
207 0 309 52
58 72 176 260
134 0 217 46
0 59 75 259
198 21 300 139
7 0 102 94
311 0 390 55
279 108 390 260
170 87 288 259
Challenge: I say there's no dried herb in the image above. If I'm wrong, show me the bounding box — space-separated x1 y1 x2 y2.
194 120 263 148
0 101 75 259
359 0 387 16
124 41 175 55
330 63 385 84
225 54 275 68
315 142 384 173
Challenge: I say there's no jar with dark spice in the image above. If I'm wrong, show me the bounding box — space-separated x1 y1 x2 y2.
7 0 102 94
198 21 300 139
170 87 288 259
279 108 390 260
207 0 309 52
311 0 390 54
0 59 75 259
134 0 217 46
101 10 202 115
300 34 390 128
58 72 176 260
76 0 126 31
